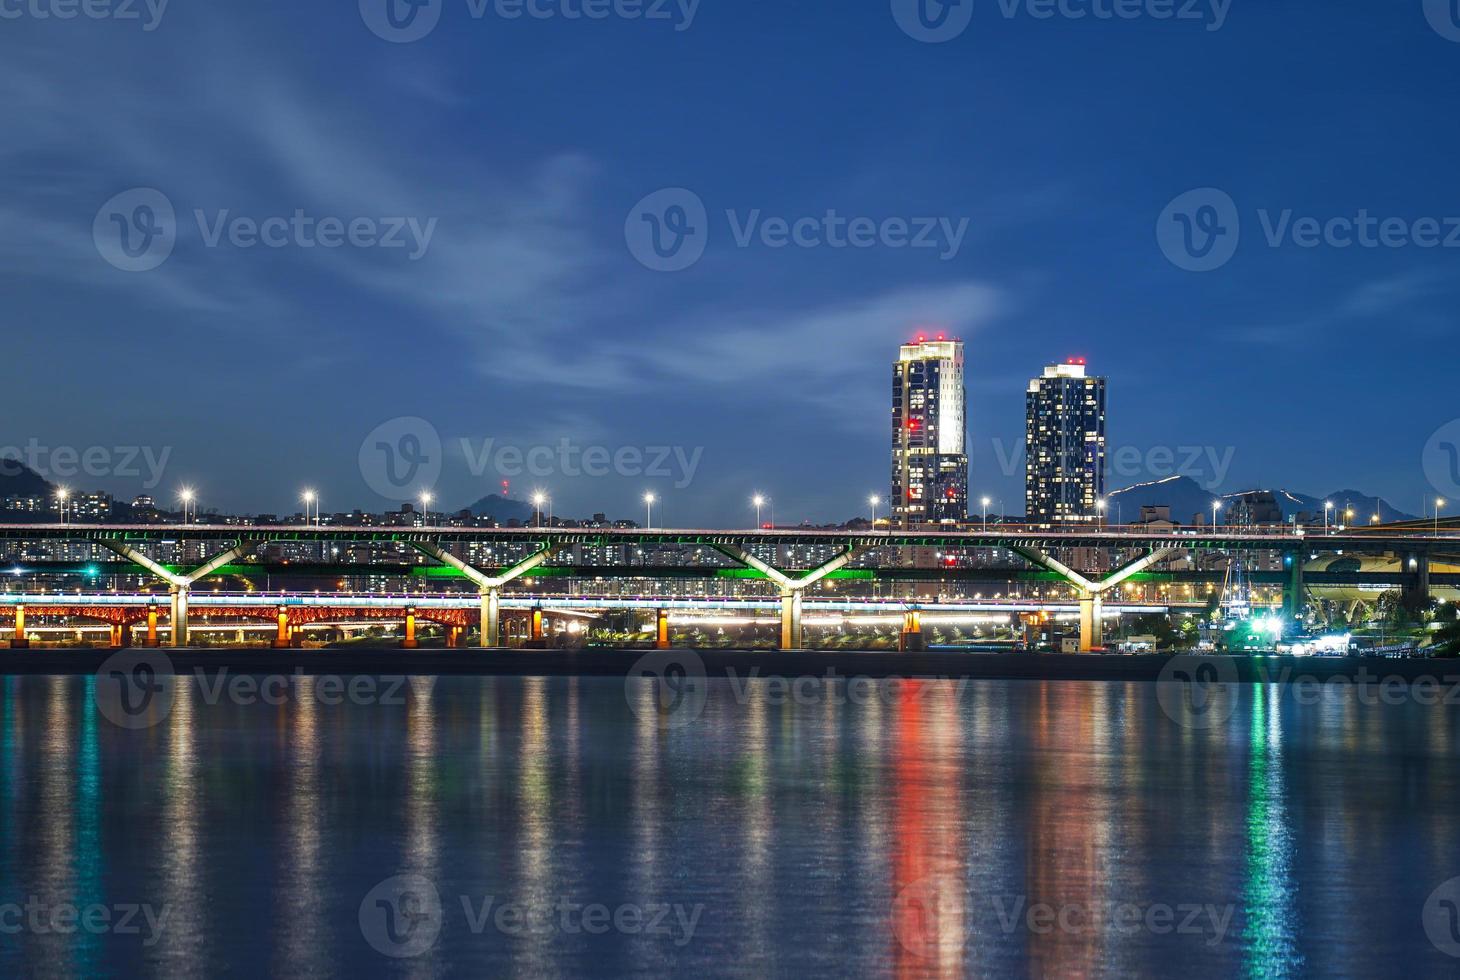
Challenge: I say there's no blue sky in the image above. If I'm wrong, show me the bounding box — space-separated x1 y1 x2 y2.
2 0 1457 523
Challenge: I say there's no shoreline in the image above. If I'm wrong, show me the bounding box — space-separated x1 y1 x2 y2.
0 648 1456 684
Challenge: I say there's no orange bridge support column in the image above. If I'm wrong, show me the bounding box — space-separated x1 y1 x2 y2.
403 608 419 650
899 610 925 652
274 608 290 649
10 606 28 649
655 609 670 650
146 605 159 647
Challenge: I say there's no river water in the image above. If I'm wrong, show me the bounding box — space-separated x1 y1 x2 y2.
0 671 1457 978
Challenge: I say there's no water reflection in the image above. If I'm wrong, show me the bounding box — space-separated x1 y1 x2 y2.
0 676 1453 977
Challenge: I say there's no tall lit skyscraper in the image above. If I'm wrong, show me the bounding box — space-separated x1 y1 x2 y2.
1025 359 1106 525
892 337 967 527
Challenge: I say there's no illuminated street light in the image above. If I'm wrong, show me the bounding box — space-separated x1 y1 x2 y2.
1438 498 1446 536
752 494 765 530
532 491 549 529
1212 499 1222 530
178 487 196 524
868 495 880 527
419 490 434 528
302 489 318 527
644 492 656 529
56 487 70 525
1097 498 1106 530
1324 500 1333 536
981 496 991 532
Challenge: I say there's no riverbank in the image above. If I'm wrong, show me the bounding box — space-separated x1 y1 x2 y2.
0 647 1457 684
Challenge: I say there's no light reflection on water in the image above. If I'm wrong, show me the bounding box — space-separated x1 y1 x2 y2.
0 675 1456 977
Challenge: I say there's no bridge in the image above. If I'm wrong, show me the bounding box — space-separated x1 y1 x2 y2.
0 523 1455 651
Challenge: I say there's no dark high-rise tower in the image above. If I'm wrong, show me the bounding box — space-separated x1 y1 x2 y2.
891 337 968 527
1025 359 1107 525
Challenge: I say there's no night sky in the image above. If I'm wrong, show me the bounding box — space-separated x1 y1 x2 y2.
2 0 1456 523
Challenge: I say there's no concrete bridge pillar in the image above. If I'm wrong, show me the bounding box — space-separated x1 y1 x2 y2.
169 587 190 647
780 590 803 650
1283 553 1305 624
1405 553 1432 606
481 589 501 648
146 605 159 647
1078 594 1103 652
10 606 27 649
403 608 419 649
530 608 545 642
655 609 670 650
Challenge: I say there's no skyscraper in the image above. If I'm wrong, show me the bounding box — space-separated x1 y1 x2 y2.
1025 359 1106 525
892 337 968 527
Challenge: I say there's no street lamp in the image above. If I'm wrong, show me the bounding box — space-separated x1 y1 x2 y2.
752 494 765 530
419 490 434 527
981 496 991 532
56 487 70 525
532 491 549 528
178 487 196 524
644 492 656 529
1438 498 1446 536
1211 499 1221 530
868 495 880 527
302 489 318 526
1096 498 1106 530
1324 501 1333 535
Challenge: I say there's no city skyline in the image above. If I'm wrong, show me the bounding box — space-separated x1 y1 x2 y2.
1 4 1457 525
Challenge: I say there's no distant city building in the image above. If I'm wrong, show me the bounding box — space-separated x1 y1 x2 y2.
1025 359 1106 525
891 337 968 527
